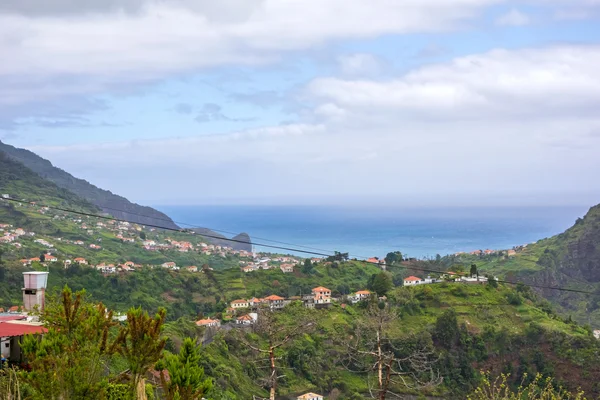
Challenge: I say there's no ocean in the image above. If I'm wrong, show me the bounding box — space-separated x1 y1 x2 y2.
155 205 589 259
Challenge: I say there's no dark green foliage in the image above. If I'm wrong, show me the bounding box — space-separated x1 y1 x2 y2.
369 271 393 296
114 307 167 398
20 286 118 399
487 276 498 288
384 251 402 266
159 338 213 400
433 309 459 348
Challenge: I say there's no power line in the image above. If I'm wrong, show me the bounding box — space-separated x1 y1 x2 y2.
1 196 594 295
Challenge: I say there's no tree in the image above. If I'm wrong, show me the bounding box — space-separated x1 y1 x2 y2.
39 252 45 263
327 251 349 262
487 276 498 289
114 307 167 400
470 264 477 278
344 303 441 399
21 285 118 399
140 232 147 240
159 338 213 400
240 305 314 400
384 252 402 266
370 272 393 296
468 373 585 400
433 309 459 348
301 259 314 274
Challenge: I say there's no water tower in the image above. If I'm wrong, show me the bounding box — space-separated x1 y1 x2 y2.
22 271 49 312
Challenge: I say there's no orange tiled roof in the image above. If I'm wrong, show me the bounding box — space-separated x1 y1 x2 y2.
404 276 422 282
264 295 285 301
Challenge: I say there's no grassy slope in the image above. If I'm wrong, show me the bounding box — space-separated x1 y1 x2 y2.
443 204 600 327
170 283 599 399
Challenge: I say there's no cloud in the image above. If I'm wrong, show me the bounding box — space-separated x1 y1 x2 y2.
194 103 253 123
173 103 193 115
230 90 286 109
23 44 600 206
0 0 505 110
308 45 600 122
495 8 530 25
337 53 385 77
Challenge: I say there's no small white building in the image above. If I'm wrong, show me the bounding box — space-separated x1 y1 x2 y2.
403 276 423 286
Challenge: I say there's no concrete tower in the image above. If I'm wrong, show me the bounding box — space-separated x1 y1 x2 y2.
22 271 49 312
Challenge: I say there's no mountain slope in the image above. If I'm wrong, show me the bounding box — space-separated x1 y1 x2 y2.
451 203 600 327
0 141 252 251
0 140 180 229
0 151 98 213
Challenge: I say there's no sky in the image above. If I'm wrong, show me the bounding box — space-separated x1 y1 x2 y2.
1 0 600 207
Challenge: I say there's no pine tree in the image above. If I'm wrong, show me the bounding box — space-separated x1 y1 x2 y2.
114 307 167 400
159 338 213 400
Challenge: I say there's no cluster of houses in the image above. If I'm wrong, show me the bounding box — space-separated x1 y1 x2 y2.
0 224 34 246
240 256 301 273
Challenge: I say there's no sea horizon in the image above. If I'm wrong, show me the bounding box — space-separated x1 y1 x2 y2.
154 204 590 259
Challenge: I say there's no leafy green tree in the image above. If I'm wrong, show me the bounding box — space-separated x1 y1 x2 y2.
370 272 393 296
487 276 498 288
433 309 459 348
327 251 349 262
140 232 146 240
384 251 402 266
114 307 167 400
21 285 118 399
301 259 314 274
39 252 45 263
158 338 212 400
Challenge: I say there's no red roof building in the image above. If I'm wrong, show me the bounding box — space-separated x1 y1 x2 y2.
0 322 47 338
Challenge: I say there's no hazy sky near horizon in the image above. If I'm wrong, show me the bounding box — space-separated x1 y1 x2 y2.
1 0 600 206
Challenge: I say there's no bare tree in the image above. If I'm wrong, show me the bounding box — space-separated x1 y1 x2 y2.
344 302 442 399
240 305 315 400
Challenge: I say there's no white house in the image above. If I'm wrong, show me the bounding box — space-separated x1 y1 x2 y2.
403 276 423 286
195 318 220 328
236 314 257 325
280 264 294 273
230 299 249 309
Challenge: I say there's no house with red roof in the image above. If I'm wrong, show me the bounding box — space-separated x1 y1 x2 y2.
236 314 256 325
350 289 371 303
44 254 58 262
74 257 87 265
403 276 423 286
1 321 47 362
195 318 220 328
264 295 285 309
312 286 332 308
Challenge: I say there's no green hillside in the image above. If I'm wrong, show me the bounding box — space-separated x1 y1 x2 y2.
443 204 600 327
0 141 251 250
166 282 600 398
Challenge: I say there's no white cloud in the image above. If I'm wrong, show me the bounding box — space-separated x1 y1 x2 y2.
0 0 504 107
495 8 530 25
25 44 600 206
337 53 385 77
308 45 600 122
